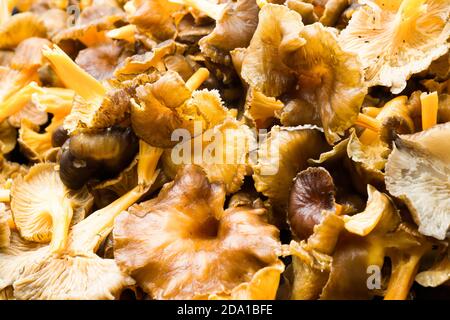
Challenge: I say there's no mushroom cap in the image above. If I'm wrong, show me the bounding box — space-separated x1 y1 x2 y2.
385 122 450 240
199 0 259 64
10 37 51 70
163 118 256 193
252 125 329 212
286 22 367 144
339 0 450 93
10 163 93 244
241 4 306 97
0 12 47 49
0 203 10 248
114 165 282 299
288 167 337 240
416 253 450 288
75 42 130 81
8 101 48 129
12 253 135 300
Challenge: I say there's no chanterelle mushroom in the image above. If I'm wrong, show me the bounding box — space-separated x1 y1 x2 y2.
339 0 450 93
114 164 283 299
10 163 93 253
1 140 163 299
385 122 450 240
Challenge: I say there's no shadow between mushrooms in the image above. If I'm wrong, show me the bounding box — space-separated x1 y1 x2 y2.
114 164 284 299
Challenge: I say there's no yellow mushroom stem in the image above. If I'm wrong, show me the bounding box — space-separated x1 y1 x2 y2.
362 106 381 118
0 0 10 25
33 87 75 115
106 25 137 43
170 0 225 21
185 68 210 92
354 113 381 133
49 197 73 254
420 91 438 130
0 189 10 202
42 44 106 104
359 96 410 145
384 246 429 300
0 81 43 122
138 140 163 185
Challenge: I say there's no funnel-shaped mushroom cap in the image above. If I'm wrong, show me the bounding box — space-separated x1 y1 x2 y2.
114 165 283 299
241 4 306 97
385 122 450 240
339 0 450 93
0 12 47 49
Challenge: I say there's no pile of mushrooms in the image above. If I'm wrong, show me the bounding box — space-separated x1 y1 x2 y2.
0 0 449 300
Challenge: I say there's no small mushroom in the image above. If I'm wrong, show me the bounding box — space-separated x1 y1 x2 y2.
288 167 337 240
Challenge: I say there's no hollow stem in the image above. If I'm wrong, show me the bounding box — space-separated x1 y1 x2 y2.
420 91 438 130
185 68 210 92
355 113 381 133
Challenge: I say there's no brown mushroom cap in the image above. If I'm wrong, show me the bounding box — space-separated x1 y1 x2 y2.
288 167 336 240
114 165 282 299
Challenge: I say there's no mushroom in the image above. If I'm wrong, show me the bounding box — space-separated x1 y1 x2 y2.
75 42 131 81
1 140 162 299
0 120 17 155
288 167 338 240
0 203 11 248
0 12 47 49
131 68 233 148
385 122 450 240
244 88 284 129
53 3 125 47
10 163 94 253
8 101 48 129
10 37 51 71
339 0 450 93
113 164 283 299
58 126 139 189
252 125 328 219
125 0 180 41
241 4 305 97
162 118 255 193
416 250 450 288
186 0 260 65
284 22 367 144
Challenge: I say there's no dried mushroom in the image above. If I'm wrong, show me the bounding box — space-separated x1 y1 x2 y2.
385 122 450 240
0 12 47 49
339 0 450 93
114 164 283 299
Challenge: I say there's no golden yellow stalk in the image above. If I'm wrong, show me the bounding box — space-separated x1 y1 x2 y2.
42 44 106 103
107 25 137 43
420 91 438 130
185 68 210 92
0 81 43 122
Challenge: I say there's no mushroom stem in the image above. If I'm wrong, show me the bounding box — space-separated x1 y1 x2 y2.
384 246 428 300
170 0 225 21
107 25 137 43
0 82 43 122
0 0 10 25
0 189 10 202
185 68 210 92
42 44 106 103
138 140 163 185
420 91 438 130
362 106 381 118
354 113 381 133
33 87 75 115
48 198 73 254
